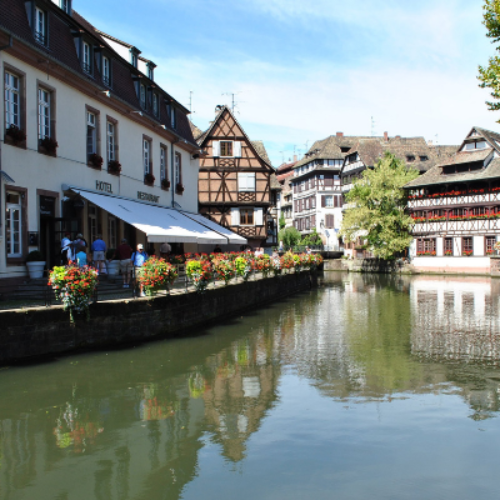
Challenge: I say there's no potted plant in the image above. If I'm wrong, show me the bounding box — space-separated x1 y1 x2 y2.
26 250 46 279
40 136 58 156
108 160 122 175
5 124 26 145
175 183 184 194
106 248 120 276
161 178 171 190
89 153 104 169
144 172 155 186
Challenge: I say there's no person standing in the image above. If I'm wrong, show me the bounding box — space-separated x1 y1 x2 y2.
131 244 148 296
61 232 72 264
91 235 107 274
75 246 87 267
116 238 133 288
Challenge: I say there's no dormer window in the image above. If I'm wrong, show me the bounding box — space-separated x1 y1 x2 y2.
406 155 415 162
60 0 71 14
82 41 92 74
147 62 155 81
140 84 146 109
152 94 159 118
464 140 488 151
420 156 428 161
101 56 111 86
170 105 176 129
34 7 47 45
130 48 139 68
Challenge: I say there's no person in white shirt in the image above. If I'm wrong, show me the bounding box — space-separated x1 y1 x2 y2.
61 232 72 264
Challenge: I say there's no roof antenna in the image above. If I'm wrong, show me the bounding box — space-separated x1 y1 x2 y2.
187 90 194 114
222 92 243 114
371 116 376 137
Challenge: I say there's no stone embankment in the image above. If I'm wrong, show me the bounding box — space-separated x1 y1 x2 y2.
0 272 316 365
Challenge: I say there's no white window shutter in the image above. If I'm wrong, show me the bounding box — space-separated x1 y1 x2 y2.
249 173 256 191
255 208 263 226
231 207 240 226
234 141 242 157
213 141 220 157
238 173 245 191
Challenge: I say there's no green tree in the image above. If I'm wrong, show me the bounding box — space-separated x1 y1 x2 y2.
279 212 286 231
278 226 301 247
340 152 419 259
478 0 500 112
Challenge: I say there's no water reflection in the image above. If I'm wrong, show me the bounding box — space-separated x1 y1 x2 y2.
1 273 500 498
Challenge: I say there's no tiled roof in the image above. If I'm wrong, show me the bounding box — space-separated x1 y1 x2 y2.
270 173 281 190
251 140 272 166
0 1 196 146
190 121 204 141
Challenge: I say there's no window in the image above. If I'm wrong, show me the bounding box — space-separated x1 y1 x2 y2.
102 56 111 86
106 121 116 163
220 141 233 157
4 71 20 129
5 191 22 258
108 215 117 250
130 49 138 68
60 0 71 14
160 146 168 180
147 63 155 80
152 94 159 118
311 196 316 209
325 214 334 228
486 236 496 255
240 208 254 226
37 88 50 140
462 237 473 256
444 237 454 256
88 204 98 245
140 84 146 109
321 195 334 207
34 7 47 45
238 173 256 192
86 111 97 158
406 155 415 162
464 140 487 151
170 105 176 129
420 156 428 161
175 152 182 185
82 42 92 74
144 139 151 174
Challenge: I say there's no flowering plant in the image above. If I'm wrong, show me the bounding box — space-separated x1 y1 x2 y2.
463 250 473 257
417 250 436 256
169 254 185 265
40 136 58 155
49 264 98 323
486 249 494 255
235 256 252 281
213 258 236 285
89 153 103 169
186 259 213 293
5 124 26 144
108 160 122 175
144 172 155 185
136 257 178 296
271 255 282 276
281 252 295 273
494 241 500 251
310 254 324 271
444 250 453 256
161 179 171 190
254 254 272 278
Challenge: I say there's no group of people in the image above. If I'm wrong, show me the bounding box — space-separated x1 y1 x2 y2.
61 233 107 273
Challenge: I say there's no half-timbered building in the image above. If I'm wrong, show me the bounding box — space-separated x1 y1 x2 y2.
405 127 500 274
195 106 275 249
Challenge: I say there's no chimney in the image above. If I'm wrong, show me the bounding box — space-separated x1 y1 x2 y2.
384 131 389 141
293 154 297 162
428 140 433 146
395 135 401 140
336 132 344 137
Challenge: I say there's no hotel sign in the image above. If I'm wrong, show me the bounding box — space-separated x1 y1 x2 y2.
138 191 160 203
96 181 113 193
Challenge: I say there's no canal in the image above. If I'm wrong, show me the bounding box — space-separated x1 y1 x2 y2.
1 273 500 499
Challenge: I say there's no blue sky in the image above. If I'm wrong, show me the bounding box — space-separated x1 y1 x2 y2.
78 0 497 166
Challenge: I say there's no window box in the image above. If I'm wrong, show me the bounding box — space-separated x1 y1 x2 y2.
39 137 58 156
5 125 26 147
444 250 453 256
144 173 155 186
88 153 103 170
108 160 121 176
463 250 473 257
161 179 171 191
175 183 184 194
417 250 436 256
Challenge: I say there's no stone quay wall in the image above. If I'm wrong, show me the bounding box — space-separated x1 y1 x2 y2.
0 273 316 365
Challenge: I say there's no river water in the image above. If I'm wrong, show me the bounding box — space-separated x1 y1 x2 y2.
1 273 500 499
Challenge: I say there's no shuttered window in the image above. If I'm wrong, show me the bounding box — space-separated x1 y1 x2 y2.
238 173 256 192
325 214 334 228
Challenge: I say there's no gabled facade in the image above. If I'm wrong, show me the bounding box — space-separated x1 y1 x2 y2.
404 126 500 274
196 106 275 248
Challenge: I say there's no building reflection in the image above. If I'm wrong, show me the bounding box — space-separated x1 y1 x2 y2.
2 274 500 498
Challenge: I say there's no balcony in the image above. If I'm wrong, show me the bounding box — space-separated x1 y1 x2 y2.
408 191 500 209
412 217 500 235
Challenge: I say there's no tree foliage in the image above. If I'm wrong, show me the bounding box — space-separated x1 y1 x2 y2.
278 226 301 247
279 212 286 231
339 152 419 259
300 227 322 246
478 0 500 112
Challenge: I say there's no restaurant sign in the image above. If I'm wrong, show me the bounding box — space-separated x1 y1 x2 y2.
138 191 160 203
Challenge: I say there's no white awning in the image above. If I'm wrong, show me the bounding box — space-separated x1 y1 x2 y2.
72 189 244 245
182 212 247 245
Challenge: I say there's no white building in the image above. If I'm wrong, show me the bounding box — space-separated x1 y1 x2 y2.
0 0 242 281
